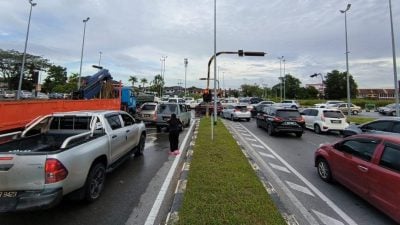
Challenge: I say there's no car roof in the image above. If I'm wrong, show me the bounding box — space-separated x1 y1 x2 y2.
52 110 123 117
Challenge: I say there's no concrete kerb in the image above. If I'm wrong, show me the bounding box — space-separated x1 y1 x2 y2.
143 118 198 225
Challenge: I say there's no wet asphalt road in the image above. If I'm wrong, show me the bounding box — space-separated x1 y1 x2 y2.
0 126 175 225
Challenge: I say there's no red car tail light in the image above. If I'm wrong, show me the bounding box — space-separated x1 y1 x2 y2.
273 117 283 122
45 159 68 184
297 117 305 123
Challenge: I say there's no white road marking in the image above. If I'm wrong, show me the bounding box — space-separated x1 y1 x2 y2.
241 133 252 137
286 181 315 197
143 120 196 225
251 143 265 149
245 138 258 142
313 210 345 225
269 163 291 173
236 123 358 225
258 151 276 159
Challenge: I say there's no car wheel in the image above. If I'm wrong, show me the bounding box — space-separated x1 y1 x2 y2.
134 133 146 156
246 118 250 122
392 111 396 116
231 115 235 121
267 124 274 136
352 110 358 115
314 124 322 134
256 119 261 128
295 132 302 137
84 162 106 202
317 158 332 183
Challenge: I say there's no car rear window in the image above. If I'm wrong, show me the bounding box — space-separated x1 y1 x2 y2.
235 106 247 110
142 105 156 111
323 110 344 118
276 110 300 118
157 104 178 114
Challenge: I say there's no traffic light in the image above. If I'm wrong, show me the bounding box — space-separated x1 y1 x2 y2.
203 89 212 102
238 50 244 57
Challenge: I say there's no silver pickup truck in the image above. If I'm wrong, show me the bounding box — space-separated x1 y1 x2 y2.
0 110 146 212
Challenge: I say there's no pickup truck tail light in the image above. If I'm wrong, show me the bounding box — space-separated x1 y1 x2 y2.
45 159 68 184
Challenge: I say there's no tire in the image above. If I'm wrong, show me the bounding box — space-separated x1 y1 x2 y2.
267 124 274 136
246 118 250 122
392 111 396 116
231 115 234 121
314 124 322 134
134 134 146 156
317 158 332 183
352 110 358 115
295 132 302 137
84 163 106 202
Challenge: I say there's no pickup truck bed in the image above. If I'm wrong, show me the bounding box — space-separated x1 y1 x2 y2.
0 130 104 153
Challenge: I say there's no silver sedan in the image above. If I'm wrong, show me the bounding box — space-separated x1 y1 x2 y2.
222 104 251 121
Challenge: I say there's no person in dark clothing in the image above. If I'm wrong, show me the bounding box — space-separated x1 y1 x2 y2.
167 113 182 155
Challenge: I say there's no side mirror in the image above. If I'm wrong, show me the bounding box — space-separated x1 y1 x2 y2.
95 122 103 130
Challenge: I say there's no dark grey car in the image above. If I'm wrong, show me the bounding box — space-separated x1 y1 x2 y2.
343 118 400 137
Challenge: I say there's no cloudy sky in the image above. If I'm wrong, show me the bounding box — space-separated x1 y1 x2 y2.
1 0 399 90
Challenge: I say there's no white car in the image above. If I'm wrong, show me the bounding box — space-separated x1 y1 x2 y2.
277 100 300 109
221 104 251 121
314 100 345 108
301 108 349 134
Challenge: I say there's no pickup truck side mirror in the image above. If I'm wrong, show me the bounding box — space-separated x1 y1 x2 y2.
95 122 103 130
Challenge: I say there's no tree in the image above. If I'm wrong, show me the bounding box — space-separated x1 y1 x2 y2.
0 49 50 90
149 74 164 96
297 86 319 99
325 70 358 99
140 78 148 91
42 65 67 93
240 84 263 97
128 75 138 87
283 74 301 99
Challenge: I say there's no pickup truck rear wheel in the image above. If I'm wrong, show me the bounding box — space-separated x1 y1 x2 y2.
134 134 146 156
84 163 106 202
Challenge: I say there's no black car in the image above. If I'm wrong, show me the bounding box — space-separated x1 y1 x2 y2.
343 118 400 137
250 101 276 117
256 106 305 137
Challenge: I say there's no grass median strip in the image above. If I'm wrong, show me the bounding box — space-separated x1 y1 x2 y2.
178 118 286 225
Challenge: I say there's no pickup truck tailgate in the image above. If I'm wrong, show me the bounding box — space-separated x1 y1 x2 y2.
0 154 46 191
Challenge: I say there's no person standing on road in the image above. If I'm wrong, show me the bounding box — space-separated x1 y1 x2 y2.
167 113 182 156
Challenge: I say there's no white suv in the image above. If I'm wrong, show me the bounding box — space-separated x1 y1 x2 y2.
301 108 349 134
278 100 300 109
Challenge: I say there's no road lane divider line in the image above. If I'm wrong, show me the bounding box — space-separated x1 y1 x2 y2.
313 210 345 225
270 163 291 174
251 143 265 149
286 181 315 197
144 119 196 225
236 123 358 225
245 138 258 142
258 151 276 159
223 121 319 225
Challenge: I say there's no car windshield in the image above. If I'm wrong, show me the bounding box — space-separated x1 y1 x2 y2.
276 110 300 118
157 104 178 114
323 110 345 118
142 105 156 111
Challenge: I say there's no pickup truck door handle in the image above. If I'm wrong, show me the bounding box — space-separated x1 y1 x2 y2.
112 135 117 139
357 165 368 172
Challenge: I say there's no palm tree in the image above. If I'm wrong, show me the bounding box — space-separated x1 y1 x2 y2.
128 75 138 87
140 78 148 92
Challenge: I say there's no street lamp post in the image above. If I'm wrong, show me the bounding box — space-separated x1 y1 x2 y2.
310 73 324 98
277 56 284 102
160 56 167 97
283 58 286 100
389 0 399 116
340 4 352 116
98 51 102 66
184 58 188 97
17 0 37 100
78 17 90 90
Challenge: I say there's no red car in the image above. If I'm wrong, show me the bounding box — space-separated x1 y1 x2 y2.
315 134 400 223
